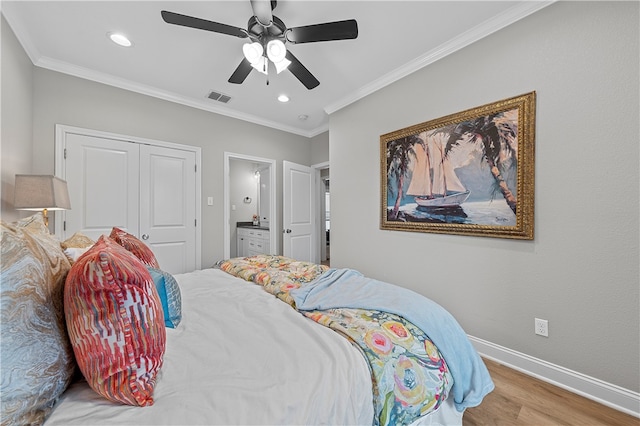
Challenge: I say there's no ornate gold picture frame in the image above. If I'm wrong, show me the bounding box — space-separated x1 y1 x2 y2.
381 92 535 239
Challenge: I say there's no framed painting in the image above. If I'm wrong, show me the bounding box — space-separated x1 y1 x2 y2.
380 91 535 239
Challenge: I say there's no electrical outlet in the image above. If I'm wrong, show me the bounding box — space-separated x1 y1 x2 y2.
535 318 549 337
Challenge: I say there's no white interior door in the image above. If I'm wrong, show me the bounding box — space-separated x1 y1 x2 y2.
140 145 197 274
64 133 139 241
283 161 315 262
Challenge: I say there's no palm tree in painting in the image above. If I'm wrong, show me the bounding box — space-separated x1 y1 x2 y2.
445 110 518 214
386 135 422 219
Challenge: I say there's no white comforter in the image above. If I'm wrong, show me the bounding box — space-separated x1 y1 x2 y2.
46 268 374 425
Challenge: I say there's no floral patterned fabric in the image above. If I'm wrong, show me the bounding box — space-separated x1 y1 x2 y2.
218 255 328 307
305 309 451 425
218 255 452 426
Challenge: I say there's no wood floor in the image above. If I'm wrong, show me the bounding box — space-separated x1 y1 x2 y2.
464 358 639 425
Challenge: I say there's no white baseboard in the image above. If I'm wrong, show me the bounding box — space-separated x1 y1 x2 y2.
468 335 640 418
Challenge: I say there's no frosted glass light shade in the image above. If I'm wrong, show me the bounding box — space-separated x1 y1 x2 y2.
250 56 269 75
274 58 291 74
243 42 264 64
266 39 286 63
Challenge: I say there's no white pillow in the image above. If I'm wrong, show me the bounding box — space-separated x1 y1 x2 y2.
64 246 91 262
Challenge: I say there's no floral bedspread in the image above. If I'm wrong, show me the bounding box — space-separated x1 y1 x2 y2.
217 255 452 426
217 255 328 307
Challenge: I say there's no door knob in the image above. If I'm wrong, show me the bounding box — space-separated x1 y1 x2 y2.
286 229 292 233
141 234 149 240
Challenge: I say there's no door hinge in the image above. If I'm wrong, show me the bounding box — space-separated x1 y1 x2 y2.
194 164 197 173
194 219 197 227
64 148 67 159
63 221 66 231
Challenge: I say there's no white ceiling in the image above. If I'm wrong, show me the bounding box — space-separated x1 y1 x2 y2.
2 1 551 137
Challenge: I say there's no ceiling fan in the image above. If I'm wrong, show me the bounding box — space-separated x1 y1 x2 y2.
161 0 358 90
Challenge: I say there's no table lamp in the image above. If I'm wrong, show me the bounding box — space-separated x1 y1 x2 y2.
14 174 71 228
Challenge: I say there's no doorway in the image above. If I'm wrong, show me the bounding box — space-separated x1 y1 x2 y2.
321 176 330 266
223 152 276 259
312 162 330 266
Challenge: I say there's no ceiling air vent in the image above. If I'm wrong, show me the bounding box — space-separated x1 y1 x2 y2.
207 90 231 104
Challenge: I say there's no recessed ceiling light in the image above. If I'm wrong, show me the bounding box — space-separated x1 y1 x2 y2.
277 94 290 103
298 114 309 121
108 32 133 47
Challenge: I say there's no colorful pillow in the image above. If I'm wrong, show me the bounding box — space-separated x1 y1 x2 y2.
109 227 160 268
147 267 182 328
0 214 75 425
64 235 166 406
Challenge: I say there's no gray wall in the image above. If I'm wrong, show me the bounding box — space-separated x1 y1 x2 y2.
310 131 329 165
329 1 639 392
1 16 33 222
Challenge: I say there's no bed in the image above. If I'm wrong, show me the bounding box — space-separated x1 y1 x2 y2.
1 214 493 426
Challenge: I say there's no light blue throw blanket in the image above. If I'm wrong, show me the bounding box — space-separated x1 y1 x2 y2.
290 268 494 413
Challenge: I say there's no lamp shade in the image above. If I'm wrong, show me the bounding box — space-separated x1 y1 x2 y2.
14 175 71 211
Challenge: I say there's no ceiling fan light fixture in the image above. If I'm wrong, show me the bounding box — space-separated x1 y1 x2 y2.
273 57 291 74
266 39 287 63
250 56 269 75
242 42 264 64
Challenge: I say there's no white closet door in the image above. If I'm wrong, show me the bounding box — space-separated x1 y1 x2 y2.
64 133 140 241
140 145 197 274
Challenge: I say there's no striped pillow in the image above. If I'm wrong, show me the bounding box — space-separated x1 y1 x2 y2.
109 227 160 268
147 267 182 328
64 235 166 406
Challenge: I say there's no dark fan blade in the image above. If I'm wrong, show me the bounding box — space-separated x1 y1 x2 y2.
286 51 319 90
161 10 247 38
250 0 273 27
228 58 253 84
286 19 358 44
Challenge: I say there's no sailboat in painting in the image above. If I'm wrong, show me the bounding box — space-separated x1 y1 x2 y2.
407 132 470 208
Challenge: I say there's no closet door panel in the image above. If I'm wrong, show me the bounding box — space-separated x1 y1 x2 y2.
64 134 139 241
140 145 196 274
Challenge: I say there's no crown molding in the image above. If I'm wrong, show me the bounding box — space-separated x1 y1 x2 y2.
37 56 316 137
325 1 555 116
